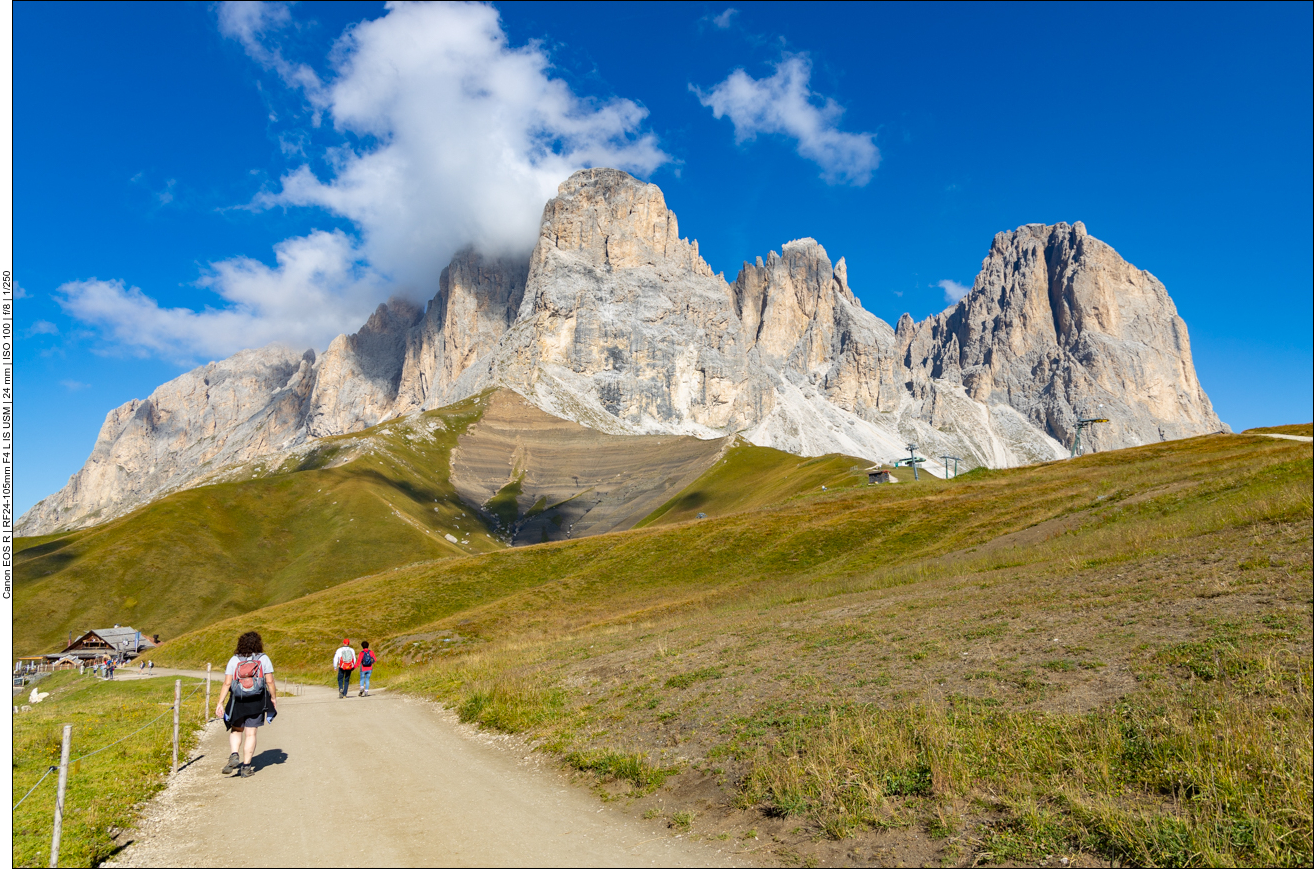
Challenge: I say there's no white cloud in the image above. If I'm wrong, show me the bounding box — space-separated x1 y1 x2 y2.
216 0 322 93
259 1 669 291
937 279 971 303
28 320 59 336
711 8 738 29
694 54 879 185
60 380 90 391
56 231 386 362
61 2 671 362
13 281 29 299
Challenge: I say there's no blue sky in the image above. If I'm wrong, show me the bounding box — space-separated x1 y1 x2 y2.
14 1 1313 516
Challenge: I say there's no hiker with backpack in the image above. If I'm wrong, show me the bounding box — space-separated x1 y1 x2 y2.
333 638 356 698
216 630 277 778
357 641 376 697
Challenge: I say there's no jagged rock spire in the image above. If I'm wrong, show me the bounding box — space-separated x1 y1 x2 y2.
19 171 1224 535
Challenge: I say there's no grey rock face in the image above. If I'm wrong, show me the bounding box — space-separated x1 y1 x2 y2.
391 247 530 415
19 345 316 533
900 222 1224 453
18 171 1224 536
308 298 423 437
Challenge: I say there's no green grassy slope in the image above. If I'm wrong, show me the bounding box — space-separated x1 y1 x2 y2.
145 432 1312 866
1245 422 1313 437
150 432 1302 672
12 671 209 867
13 394 502 656
634 439 879 528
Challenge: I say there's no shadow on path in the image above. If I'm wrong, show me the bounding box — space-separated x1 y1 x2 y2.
253 748 289 771
175 753 206 773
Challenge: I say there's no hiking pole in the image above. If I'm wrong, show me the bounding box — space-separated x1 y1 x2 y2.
205 664 212 723
49 724 71 868
172 680 181 774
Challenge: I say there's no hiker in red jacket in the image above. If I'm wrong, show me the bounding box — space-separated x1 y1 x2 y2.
357 640 377 697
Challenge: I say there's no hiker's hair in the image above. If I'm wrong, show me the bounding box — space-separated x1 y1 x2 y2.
236 631 264 656
361 640 370 649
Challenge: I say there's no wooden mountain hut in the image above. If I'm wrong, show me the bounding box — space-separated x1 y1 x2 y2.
46 626 157 663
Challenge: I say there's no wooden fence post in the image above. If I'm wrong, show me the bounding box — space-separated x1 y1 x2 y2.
49 723 71 868
171 680 181 774
205 663 212 723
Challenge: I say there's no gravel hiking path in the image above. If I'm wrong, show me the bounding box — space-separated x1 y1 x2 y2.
1253 432 1314 442
105 671 747 868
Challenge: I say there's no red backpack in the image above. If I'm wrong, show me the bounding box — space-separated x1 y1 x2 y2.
232 656 265 698
339 648 356 671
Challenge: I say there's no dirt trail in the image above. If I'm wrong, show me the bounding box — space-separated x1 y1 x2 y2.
1253 432 1314 443
106 672 746 868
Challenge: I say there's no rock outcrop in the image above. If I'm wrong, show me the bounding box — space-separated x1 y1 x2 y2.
899 222 1219 453
19 345 317 533
18 170 1225 535
390 248 530 415
307 298 423 436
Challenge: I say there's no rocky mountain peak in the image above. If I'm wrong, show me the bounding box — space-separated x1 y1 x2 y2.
18 179 1225 537
535 168 716 278
907 221 1221 452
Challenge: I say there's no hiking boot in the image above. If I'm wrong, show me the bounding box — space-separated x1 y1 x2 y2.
240 764 254 778
221 752 241 774
358 689 364 696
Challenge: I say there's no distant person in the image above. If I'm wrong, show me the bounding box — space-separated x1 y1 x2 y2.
148 660 154 670
333 639 356 698
357 641 376 697
216 630 277 778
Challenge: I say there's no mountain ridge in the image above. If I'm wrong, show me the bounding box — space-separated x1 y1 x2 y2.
19 169 1224 535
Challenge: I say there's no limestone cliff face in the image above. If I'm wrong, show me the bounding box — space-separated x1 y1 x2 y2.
391 248 530 415
307 298 423 436
19 345 316 532
900 222 1222 453
482 167 757 436
18 170 1224 536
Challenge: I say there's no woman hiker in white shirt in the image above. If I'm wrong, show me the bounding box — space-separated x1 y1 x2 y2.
216 631 277 778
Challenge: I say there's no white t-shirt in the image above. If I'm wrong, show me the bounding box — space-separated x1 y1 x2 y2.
225 654 274 677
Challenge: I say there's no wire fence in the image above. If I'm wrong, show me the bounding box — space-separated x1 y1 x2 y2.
66 682 205 769
11 766 56 813
12 674 214 868
12 680 207 810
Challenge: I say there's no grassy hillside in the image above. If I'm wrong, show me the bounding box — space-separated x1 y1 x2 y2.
148 432 1312 865
14 392 871 658
12 394 503 656
1245 423 1313 437
635 438 878 528
12 671 209 867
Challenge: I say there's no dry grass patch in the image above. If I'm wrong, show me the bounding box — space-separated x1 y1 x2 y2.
149 433 1312 865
